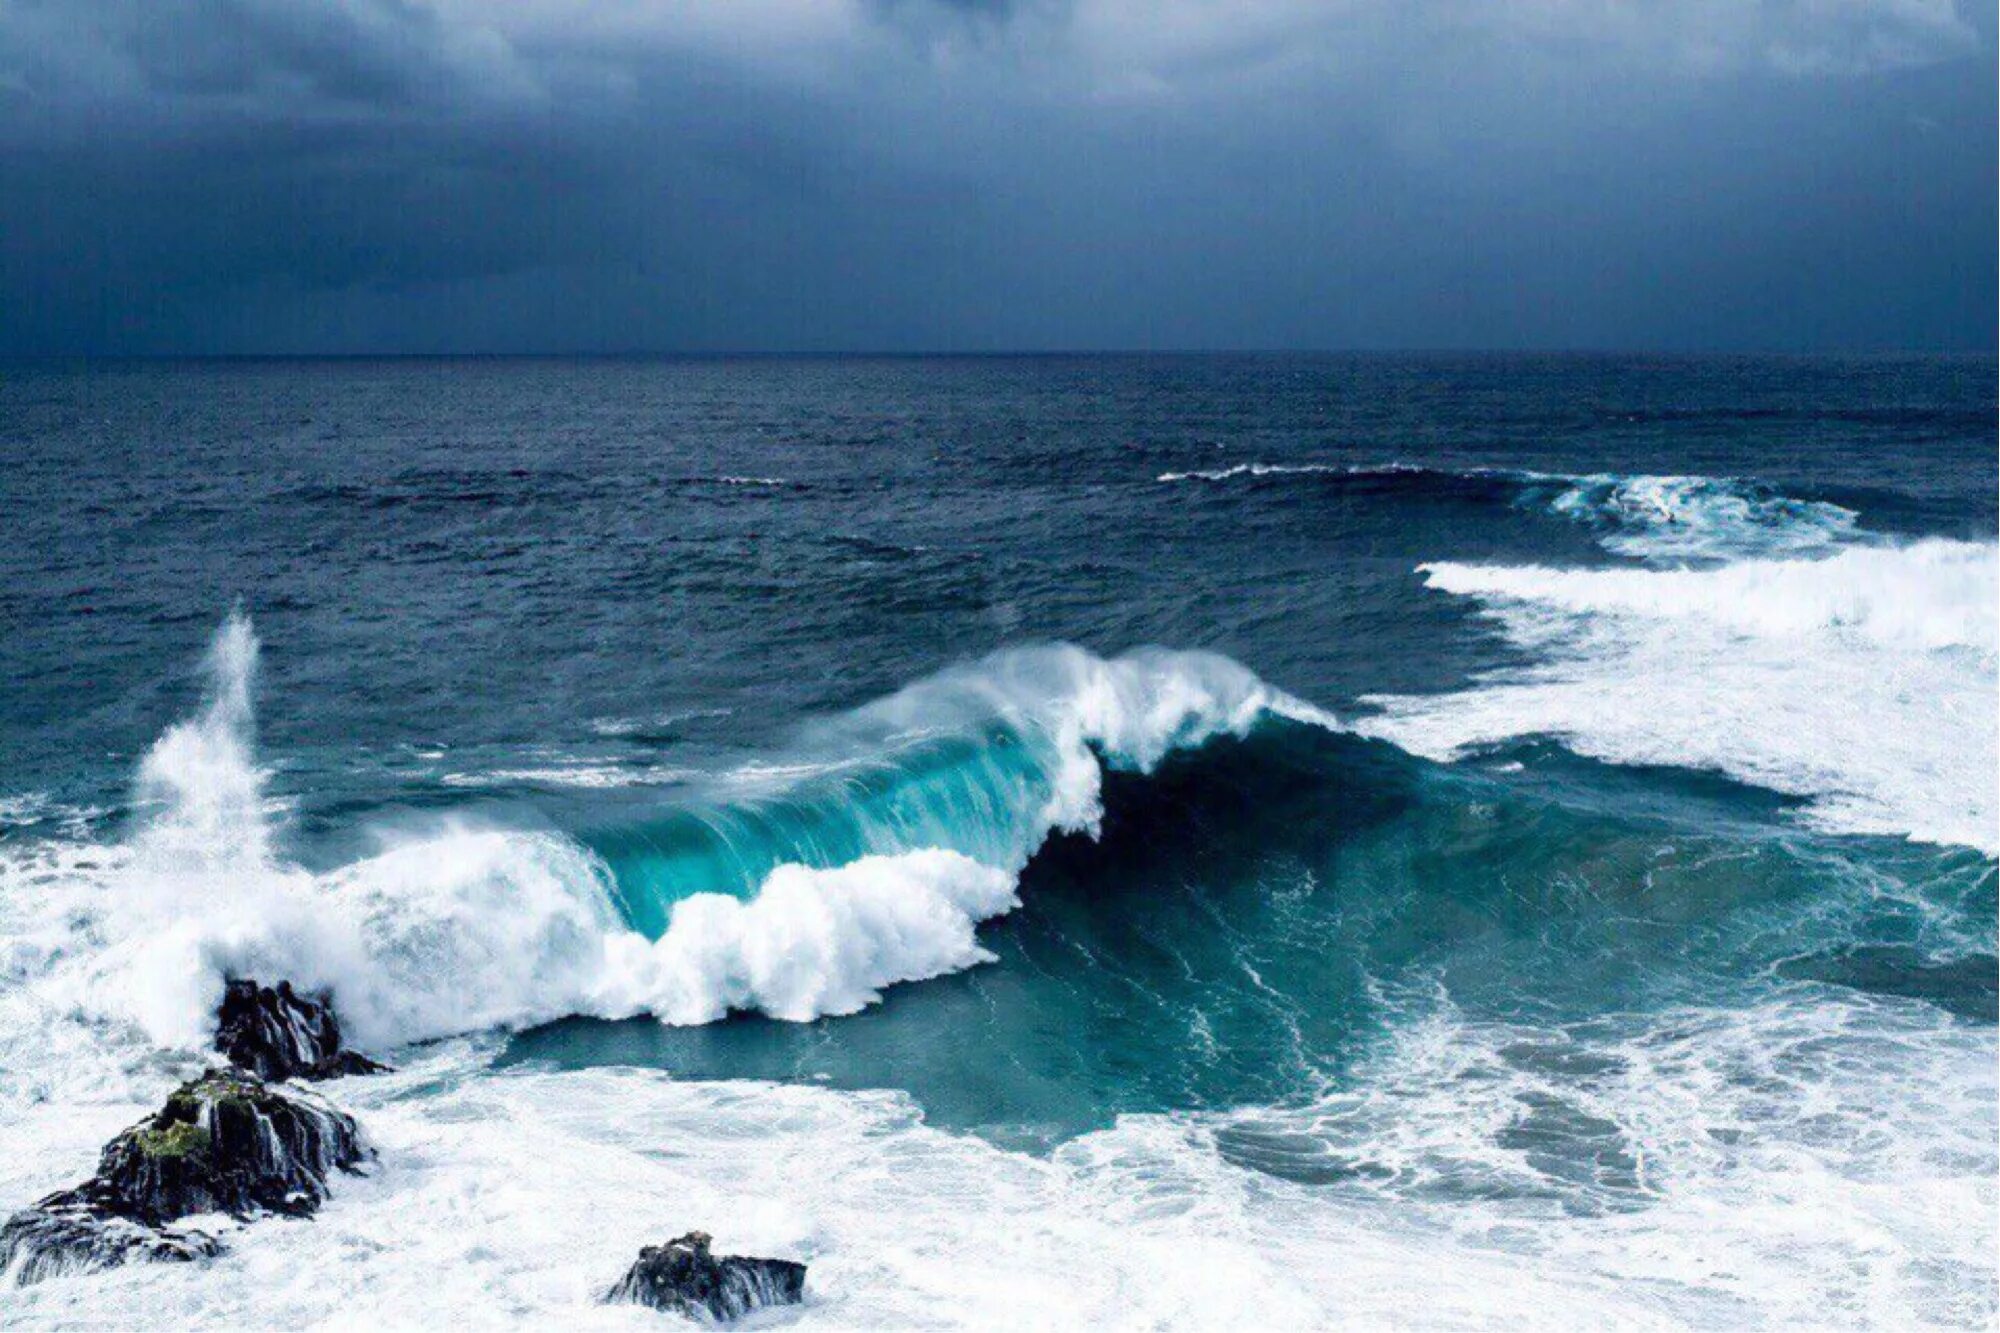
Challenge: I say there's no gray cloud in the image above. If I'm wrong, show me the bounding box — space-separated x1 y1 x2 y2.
0 0 1990 352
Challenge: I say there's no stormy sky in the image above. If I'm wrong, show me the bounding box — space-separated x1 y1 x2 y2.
1 0 1992 354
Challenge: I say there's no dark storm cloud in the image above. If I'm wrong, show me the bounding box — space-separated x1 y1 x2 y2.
0 0 1991 353
71 0 445 105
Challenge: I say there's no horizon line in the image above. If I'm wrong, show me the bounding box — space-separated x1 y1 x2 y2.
2 346 1994 363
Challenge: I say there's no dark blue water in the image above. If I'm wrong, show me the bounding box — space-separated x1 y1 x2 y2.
0 353 1993 1254
4 354 1989 796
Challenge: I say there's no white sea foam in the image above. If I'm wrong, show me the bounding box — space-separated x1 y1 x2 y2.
21 814 1007 1059
1426 537 1995 650
0 983 1987 1329
1364 539 2000 851
0 1044 1366 1329
1199 988 1997 1327
1548 472 1860 561
598 851 1018 1024
0 794 102 836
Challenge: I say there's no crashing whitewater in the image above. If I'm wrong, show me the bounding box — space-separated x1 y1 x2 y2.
9 617 1339 1054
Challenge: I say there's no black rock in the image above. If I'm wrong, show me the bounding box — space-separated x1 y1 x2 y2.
214 979 390 1082
0 1198 221 1285
0 1068 369 1285
94 1067 369 1223
606 1232 807 1322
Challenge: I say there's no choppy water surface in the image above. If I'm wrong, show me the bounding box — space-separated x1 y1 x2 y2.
0 354 1993 1327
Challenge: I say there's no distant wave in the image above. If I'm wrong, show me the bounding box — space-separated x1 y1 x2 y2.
1158 462 1861 561
1546 473 1857 560
284 470 803 510
589 708 734 739
1156 462 1363 483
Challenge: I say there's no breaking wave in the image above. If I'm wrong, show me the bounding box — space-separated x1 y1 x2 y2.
3 622 1336 1055
1157 461 1861 561
1545 473 1858 560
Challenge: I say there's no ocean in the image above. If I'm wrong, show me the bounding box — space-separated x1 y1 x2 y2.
0 353 1993 1327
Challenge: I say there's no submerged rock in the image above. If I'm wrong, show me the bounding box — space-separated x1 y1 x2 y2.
606 1232 806 1321
0 1068 368 1284
0 1198 222 1285
214 978 389 1081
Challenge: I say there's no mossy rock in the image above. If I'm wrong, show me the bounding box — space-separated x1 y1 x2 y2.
0 1067 369 1286
90 1068 368 1225
132 1120 209 1159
